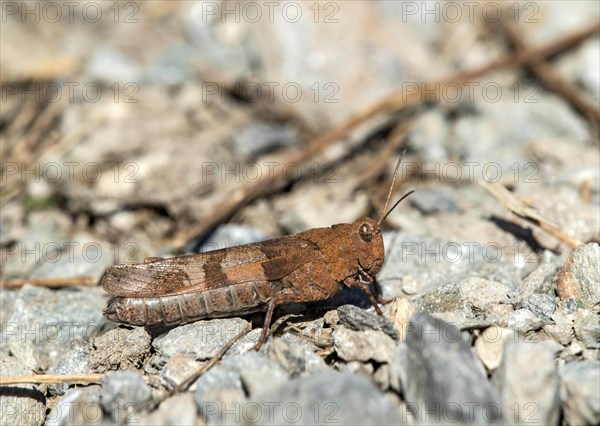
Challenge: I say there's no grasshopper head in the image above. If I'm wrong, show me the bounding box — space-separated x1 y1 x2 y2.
350 217 385 276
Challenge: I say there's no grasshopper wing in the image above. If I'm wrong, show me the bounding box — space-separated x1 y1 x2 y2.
101 237 320 297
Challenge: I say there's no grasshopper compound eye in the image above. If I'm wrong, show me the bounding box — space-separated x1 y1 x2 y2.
359 223 374 242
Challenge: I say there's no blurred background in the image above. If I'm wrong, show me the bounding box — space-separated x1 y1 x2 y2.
0 1 599 425
2 1 598 270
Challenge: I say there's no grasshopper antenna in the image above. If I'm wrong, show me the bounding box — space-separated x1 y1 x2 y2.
377 150 414 227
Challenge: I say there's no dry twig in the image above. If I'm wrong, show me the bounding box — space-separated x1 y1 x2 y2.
0 276 96 289
480 181 582 249
0 373 103 386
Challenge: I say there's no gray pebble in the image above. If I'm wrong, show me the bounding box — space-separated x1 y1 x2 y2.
47 342 91 395
507 309 545 332
101 371 152 421
574 309 600 349
337 304 399 340
237 352 289 396
397 313 502 424
560 360 600 425
135 393 197 426
524 293 556 321
5 285 107 369
493 339 560 425
333 326 395 363
252 372 402 425
195 352 288 399
6 339 37 372
160 353 202 389
544 311 575 346
411 282 473 316
46 386 103 426
521 263 559 296
266 338 329 377
0 353 46 426
460 277 511 312
410 188 458 214
153 318 250 361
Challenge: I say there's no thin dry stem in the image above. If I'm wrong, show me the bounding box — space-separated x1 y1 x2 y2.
0 373 104 385
481 181 582 249
0 276 96 289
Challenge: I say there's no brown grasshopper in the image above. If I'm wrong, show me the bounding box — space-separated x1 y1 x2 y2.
101 156 413 349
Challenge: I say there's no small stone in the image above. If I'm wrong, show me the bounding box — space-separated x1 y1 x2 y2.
337 304 399 340
153 318 250 361
485 304 514 327
409 187 458 214
160 353 202 389
323 309 339 327
196 388 247 424
195 352 288 399
507 309 544 332
90 327 151 373
411 282 472 315
7 339 38 372
6 285 107 368
136 393 197 426
557 243 600 308
544 312 574 346
396 313 501 424
194 360 244 395
266 338 328 377
389 297 415 341
101 371 152 421
225 328 264 356
460 278 511 312
474 326 515 371
574 309 600 349
560 361 600 425
493 339 560 426
524 293 556 321
253 372 400 425
46 386 103 426
332 326 395 363
238 353 289 396
0 353 46 426
521 263 559 295
562 297 580 313
47 342 91 395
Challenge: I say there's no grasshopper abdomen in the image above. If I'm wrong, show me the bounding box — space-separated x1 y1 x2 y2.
104 281 278 327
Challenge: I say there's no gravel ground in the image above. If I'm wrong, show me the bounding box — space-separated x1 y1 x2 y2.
1 2 599 425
